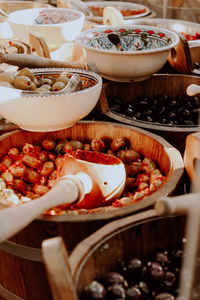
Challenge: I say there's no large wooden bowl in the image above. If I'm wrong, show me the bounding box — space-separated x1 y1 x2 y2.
0 121 183 300
98 74 200 154
69 211 186 299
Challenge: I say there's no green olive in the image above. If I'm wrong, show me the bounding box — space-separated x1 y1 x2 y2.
29 82 37 91
14 76 32 90
0 73 15 85
35 87 50 93
63 140 84 152
110 137 126 152
40 84 51 91
56 75 69 85
18 68 35 81
40 78 53 86
124 150 140 162
51 81 65 91
0 81 14 88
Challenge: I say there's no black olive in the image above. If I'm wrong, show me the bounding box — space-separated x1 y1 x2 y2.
146 116 153 122
126 286 143 300
160 118 167 124
168 100 177 107
159 107 166 115
184 120 195 126
147 261 165 281
125 107 134 116
110 104 121 113
126 258 145 279
85 280 106 300
103 272 128 289
134 112 142 120
155 292 175 300
107 283 126 299
168 112 176 119
144 109 152 116
138 281 150 296
194 62 200 69
163 271 176 290
155 252 170 267
171 249 184 268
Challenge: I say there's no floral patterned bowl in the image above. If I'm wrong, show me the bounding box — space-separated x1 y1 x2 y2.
77 25 179 82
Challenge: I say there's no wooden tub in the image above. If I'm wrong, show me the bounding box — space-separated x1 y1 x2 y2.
68 210 186 299
98 74 200 154
0 121 183 300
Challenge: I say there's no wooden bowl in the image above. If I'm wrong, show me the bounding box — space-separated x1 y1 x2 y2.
0 121 183 300
98 74 200 153
69 211 186 298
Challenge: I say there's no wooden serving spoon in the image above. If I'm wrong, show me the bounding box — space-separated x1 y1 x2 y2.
168 33 194 74
0 151 126 243
155 194 200 300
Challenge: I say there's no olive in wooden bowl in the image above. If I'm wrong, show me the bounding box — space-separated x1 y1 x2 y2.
0 121 184 300
69 212 186 300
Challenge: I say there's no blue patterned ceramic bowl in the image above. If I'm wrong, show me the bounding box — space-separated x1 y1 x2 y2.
77 25 180 82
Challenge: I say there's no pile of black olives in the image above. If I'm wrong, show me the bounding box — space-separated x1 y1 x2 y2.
81 249 183 300
108 94 200 126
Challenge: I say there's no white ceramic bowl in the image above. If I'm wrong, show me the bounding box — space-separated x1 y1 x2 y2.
0 68 102 132
125 18 200 46
84 1 151 23
8 8 85 50
0 1 51 39
77 25 180 82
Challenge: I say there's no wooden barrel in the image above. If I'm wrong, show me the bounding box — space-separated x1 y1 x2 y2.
98 74 200 154
0 121 184 300
69 210 186 298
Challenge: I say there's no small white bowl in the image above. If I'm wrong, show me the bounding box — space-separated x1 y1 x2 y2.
77 25 180 82
0 68 102 132
8 8 85 50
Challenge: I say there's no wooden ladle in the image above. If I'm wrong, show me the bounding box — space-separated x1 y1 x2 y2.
0 150 126 243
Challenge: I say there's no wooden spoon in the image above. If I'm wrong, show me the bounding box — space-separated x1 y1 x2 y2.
0 151 126 243
42 236 78 300
168 33 194 74
186 84 200 96
155 194 200 300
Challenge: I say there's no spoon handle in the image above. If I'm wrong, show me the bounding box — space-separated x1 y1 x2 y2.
42 236 78 300
0 53 87 69
186 84 200 96
0 177 82 243
155 193 200 215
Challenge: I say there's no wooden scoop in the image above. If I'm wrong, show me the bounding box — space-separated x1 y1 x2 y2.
0 151 125 243
168 33 194 74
